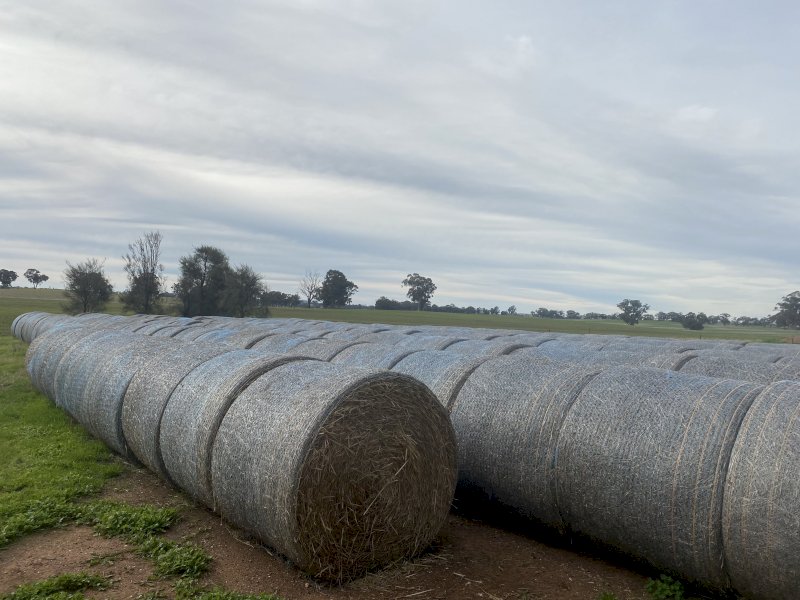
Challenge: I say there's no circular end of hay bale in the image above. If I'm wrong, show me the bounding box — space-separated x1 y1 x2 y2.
211 363 457 583
294 373 457 581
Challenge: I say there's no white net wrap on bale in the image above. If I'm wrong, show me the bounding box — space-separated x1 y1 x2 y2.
210 361 457 583
722 380 800 600
443 339 533 359
450 353 599 528
331 344 421 369
286 338 367 361
392 351 491 409
77 334 176 455
249 332 326 353
122 342 234 481
679 353 800 384
555 367 763 588
25 327 91 395
159 351 309 506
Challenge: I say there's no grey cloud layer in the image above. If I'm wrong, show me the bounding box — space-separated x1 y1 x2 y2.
1 1 797 314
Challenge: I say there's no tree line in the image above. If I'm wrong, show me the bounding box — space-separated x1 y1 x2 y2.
3 232 799 329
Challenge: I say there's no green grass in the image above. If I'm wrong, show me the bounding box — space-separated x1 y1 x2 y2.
0 572 111 600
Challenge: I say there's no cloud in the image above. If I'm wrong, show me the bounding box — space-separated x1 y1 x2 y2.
1 1 797 317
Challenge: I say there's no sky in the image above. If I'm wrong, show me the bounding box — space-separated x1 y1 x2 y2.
1 1 799 316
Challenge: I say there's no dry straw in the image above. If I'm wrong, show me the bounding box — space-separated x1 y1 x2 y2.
392 350 492 409
555 366 763 588
449 353 598 529
722 380 800 600
122 342 234 480
211 361 457 582
159 350 309 506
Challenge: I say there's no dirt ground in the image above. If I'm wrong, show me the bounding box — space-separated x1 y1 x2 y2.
0 469 657 600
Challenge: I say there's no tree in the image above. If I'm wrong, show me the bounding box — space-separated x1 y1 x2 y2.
774 291 800 329
63 258 113 314
261 290 301 307
566 310 581 319
121 231 165 314
617 299 649 326
507 305 517 315
318 269 358 308
401 273 437 310
298 270 322 308
224 264 266 317
174 246 230 316
24 268 49 289
0 269 18 288
680 312 709 330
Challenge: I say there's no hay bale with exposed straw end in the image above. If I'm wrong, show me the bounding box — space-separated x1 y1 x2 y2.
722 380 800 600
122 342 235 480
211 361 457 582
450 353 599 528
392 351 491 409
555 367 763 588
159 351 310 506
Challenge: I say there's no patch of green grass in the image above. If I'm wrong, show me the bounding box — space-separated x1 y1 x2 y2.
86 501 179 538
174 579 281 600
136 535 211 578
598 593 619 600
646 575 685 600
0 572 111 600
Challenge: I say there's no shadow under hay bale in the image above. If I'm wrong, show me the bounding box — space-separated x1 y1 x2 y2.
211 362 457 583
122 342 235 481
723 380 800 600
159 351 310 506
450 353 599 529
555 367 763 588
392 350 492 409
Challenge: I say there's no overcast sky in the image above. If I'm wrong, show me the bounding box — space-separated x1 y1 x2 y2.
2 1 798 316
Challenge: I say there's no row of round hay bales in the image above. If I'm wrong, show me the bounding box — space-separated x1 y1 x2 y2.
13 313 800 596
22 325 458 583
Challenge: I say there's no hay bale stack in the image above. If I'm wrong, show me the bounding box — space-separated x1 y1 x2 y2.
392 351 492 409
25 327 93 394
211 361 457 582
679 354 800 384
450 353 599 528
29 314 73 340
76 334 177 455
15 312 55 343
287 338 367 361
331 344 421 369
555 367 763 587
390 335 466 352
122 342 234 480
159 351 308 506
722 380 800 600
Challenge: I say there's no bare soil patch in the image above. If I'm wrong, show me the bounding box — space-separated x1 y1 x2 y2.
1 469 652 599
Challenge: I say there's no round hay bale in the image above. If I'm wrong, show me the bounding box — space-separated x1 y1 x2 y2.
355 331 415 345
739 342 800 360
77 334 177 456
52 331 130 416
331 344 422 369
17 312 52 343
679 354 800 384
25 326 93 394
450 353 599 528
172 325 229 341
29 314 72 341
320 326 391 342
443 339 533 359
285 338 367 361
502 333 560 347
555 367 763 587
644 351 699 371
390 335 466 352
216 329 280 349
249 333 326 353
122 342 234 480
211 361 457 582
159 351 309 506
722 380 800 600
392 351 491 409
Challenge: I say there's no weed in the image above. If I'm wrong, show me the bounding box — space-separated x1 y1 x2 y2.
174 579 281 600
646 574 685 600
598 593 619 600
136 536 212 578
86 501 179 538
0 572 110 600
